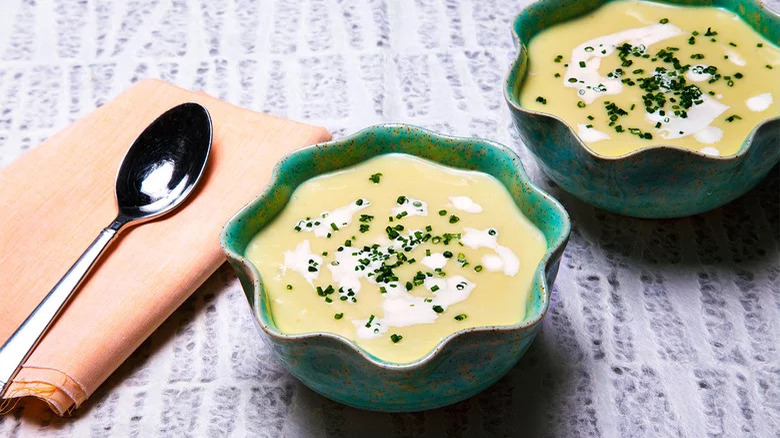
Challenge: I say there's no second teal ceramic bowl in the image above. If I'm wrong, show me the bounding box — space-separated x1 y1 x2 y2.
505 0 779 218
220 124 570 412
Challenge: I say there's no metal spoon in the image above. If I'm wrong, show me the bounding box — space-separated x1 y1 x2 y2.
0 102 212 397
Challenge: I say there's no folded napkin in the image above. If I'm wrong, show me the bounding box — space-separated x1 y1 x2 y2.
0 79 331 415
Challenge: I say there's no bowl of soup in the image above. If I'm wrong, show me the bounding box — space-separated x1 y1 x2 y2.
220 124 570 411
505 0 779 218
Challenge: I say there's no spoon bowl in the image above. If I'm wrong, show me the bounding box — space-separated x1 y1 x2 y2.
0 102 212 396
115 102 212 223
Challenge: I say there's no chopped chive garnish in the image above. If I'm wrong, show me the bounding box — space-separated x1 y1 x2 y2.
369 173 382 183
355 199 364 206
390 334 403 343
396 195 406 204
554 72 561 78
334 313 343 320
365 315 375 327
729 42 737 47
757 43 763 47
454 314 467 321
438 209 447 216
286 284 293 290
568 77 578 83
449 215 460 224
330 223 339 231
443 251 453 258
554 55 563 63
660 18 669 24
474 265 483 272
536 96 547 104
725 114 742 122
432 305 444 313
578 61 586 68
577 101 585 108
431 285 440 292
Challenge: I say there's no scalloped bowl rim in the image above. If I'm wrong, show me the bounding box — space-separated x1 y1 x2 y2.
503 0 780 162
220 123 571 371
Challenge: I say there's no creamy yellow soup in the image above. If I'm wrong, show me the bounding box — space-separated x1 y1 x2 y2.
246 154 547 363
520 0 780 156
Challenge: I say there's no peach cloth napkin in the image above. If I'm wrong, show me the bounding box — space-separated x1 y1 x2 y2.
0 79 331 415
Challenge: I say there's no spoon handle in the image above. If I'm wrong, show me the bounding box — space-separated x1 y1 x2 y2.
0 223 121 397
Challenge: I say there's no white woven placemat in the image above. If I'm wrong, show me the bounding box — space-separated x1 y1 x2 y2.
0 0 777 436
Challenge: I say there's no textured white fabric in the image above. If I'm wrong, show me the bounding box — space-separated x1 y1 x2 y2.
0 0 778 436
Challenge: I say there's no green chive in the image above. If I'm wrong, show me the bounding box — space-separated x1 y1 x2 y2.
432 305 444 313
391 334 403 343
454 314 467 321
438 209 447 216
369 173 382 183
334 313 343 320
286 284 293 290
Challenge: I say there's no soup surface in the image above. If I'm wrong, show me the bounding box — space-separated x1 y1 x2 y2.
246 153 547 363
520 0 780 156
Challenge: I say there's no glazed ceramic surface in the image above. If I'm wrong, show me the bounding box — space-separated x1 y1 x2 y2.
220 124 571 412
505 0 780 218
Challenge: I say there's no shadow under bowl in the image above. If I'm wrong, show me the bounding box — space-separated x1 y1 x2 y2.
220 124 571 412
505 0 780 218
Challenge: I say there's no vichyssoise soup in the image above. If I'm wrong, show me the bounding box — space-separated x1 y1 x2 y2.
520 0 780 156
246 154 547 364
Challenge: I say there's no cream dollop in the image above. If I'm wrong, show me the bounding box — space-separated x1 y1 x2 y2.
421 252 448 270
565 23 682 104
461 227 520 276
746 93 773 112
449 196 483 213
645 95 729 142
282 240 322 285
295 199 370 238
577 124 611 142
700 146 720 156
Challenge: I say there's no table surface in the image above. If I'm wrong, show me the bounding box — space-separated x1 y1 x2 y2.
0 0 778 436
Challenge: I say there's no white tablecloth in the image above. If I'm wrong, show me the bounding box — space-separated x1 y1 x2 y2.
0 0 778 436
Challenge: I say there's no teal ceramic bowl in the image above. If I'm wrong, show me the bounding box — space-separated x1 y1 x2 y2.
220 124 570 412
505 0 780 218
